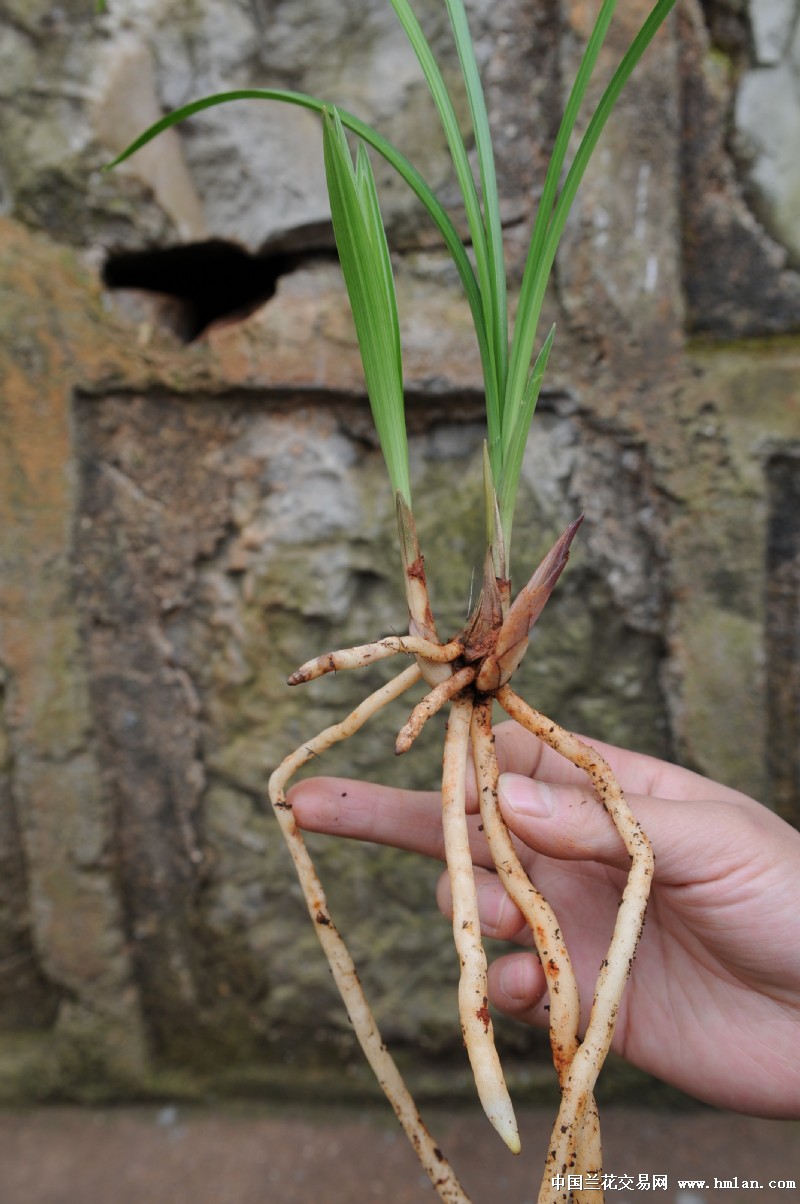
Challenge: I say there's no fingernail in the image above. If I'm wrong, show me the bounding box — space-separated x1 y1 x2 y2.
498 773 555 817
477 881 510 932
498 958 528 1001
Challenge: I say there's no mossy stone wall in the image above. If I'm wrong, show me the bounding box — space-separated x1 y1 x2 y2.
0 0 797 1102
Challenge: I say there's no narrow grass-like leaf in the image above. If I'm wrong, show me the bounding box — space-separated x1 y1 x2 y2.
506 0 618 421
356 142 403 382
443 0 506 465
387 0 500 408
482 443 506 583
542 0 678 307
500 0 676 549
498 324 555 547
104 90 472 299
323 108 411 505
103 86 498 445
106 1 678 568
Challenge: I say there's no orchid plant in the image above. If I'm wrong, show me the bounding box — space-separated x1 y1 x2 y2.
108 1 676 1200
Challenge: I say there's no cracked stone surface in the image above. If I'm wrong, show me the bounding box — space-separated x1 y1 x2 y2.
0 0 798 1105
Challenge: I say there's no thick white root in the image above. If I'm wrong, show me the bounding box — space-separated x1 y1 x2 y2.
289 635 463 684
497 687 654 1204
470 699 603 1198
442 695 521 1154
269 664 473 1204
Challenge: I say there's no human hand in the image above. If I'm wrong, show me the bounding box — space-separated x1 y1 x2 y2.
289 721 800 1118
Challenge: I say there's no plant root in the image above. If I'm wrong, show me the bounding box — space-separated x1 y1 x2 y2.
442 694 520 1154
269 663 473 1204
496 686 654 1204
289 634 463 684
470 698 580 1072
470 698 602 1200
396 664 477 753
273 586 653 1204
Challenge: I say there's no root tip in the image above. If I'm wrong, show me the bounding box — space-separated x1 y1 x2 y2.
496 1122 521 1155
484 1102 520 1154
395 724 416 755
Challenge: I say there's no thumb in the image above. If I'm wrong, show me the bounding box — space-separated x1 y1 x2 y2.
497 772 740 886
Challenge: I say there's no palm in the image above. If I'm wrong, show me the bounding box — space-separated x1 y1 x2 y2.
504 841 797 1111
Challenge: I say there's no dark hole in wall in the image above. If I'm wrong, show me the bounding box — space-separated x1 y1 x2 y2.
102 232 337 343
766 451 800 828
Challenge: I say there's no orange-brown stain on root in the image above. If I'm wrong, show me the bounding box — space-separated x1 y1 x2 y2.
476 999 491 1032
553 1048 571 1077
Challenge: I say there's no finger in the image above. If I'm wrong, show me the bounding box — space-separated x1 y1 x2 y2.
491 720 753 807
497 772 758 885
435 865 530 942
487 951 549 1028
289 776 444 855
424 712 732 818
436 870 563 1028
289 775 496 870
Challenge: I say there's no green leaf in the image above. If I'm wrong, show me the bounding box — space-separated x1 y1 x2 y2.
355 142 402 382
546 0 679 284
387 0 502 436
105 0 679 568
323 108 411 506
482 443 506 583
506 0 618 423
499 0 677 553
443 0 506 404
498 324 555 548
443 0 507 431
103 86 497 443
